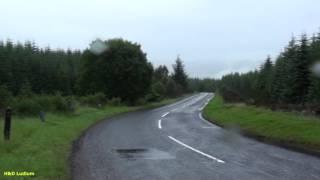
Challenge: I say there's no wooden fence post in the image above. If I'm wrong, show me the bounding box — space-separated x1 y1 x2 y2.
4 107 11 141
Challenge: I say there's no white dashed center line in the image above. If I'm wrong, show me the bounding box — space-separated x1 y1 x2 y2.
168 136 225 163
161 112 170 118
158 119 162 129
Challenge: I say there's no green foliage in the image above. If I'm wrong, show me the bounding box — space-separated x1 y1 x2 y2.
218 31 320 111
0 38 189 112
11 95 75 115
135 97 147 105
255 56 273 105
12 98 42 115
165 78 182 97
145 90 161 103
154 65 169 82
271 52 294 104
107 97 122 106
79 93 106 106
50 94 70 112
18 81 34 97
151 82 165 99
292 34 311 103
172 56 188 91
188 78 217 92
0 85 12 108
307 75 320 114
78 39 153 103
151 64 183 99
0 40 82 96
307 33 320 107
218 72 247 102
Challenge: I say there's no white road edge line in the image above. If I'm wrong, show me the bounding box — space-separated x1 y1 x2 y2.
198 101 209 111
158 119 162 129
161 112 170 118
168 136 225 163
198 113 214 126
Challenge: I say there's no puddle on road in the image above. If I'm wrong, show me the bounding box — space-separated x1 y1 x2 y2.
114 148 174 160
116 148 147 154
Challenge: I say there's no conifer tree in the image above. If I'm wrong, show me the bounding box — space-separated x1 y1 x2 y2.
172 56 188 91
255 56 273 104
292 34 311 104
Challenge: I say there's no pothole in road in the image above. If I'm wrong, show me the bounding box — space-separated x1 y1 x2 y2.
114 148 174 160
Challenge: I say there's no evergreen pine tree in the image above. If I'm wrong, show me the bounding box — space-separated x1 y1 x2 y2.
292 34 311 104
172 56 188 91
256 56 273 105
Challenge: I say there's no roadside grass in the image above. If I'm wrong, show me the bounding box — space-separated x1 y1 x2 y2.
203 96 320 153
0 98 178 180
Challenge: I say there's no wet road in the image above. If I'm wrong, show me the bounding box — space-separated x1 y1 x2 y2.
71 93 320 180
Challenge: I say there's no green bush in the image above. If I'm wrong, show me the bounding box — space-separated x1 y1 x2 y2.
145 91 162 102
79 93 106 106
11 95 76 115
12 98 42 115
135 97 147 105
108 97 121 106
66 96 77 112
51 95 69 112
145 82 164 103
35 96 55 111
18 81 34 98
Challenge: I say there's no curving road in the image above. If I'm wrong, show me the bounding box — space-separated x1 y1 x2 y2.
71 93 320 180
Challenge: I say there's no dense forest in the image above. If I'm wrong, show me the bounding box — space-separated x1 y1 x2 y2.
4 31 317 115
188 78 217 93
217 32 320 113
0 40 82 96
0 39 192 114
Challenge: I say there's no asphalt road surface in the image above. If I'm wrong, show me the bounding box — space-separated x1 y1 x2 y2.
71 93 320 180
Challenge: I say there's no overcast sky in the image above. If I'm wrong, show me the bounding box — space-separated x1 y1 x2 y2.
1 0 320 78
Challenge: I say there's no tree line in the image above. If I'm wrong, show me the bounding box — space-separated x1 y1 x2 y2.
0 38 190 112
188 78 217 93
77 39 189 104
0 40 82 96
217 31 320 113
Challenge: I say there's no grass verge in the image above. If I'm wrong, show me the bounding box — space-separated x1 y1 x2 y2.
0 98 179 179
203 95 320 156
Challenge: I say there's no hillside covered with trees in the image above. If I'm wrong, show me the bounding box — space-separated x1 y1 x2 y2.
217 31 320 114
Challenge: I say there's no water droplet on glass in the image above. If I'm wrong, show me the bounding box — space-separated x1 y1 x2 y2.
311 61 320 78
89 39 108 55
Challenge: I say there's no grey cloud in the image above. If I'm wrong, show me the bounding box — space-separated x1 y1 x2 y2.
0 0 319 78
